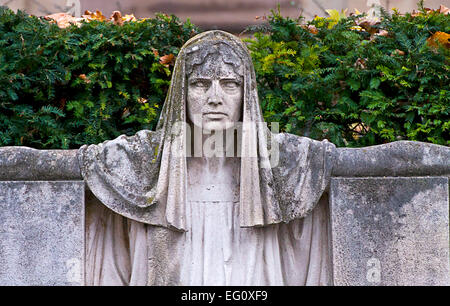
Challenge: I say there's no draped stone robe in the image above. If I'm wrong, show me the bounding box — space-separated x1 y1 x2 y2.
85 190 331 286
80 131 335 286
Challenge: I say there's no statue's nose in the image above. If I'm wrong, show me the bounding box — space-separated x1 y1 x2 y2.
207 81 223 106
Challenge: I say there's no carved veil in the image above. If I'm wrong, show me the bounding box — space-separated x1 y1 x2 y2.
78 30 335 232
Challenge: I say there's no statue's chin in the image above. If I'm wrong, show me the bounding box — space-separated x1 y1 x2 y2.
188 118 238 133
202 122 241 134
202 121 236 133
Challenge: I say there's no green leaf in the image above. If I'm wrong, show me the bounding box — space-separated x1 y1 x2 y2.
369 78 381 89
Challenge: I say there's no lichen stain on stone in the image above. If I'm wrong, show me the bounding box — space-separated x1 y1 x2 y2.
152 145 159 163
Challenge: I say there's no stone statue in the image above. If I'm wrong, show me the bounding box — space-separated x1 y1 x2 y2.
0 30 449 286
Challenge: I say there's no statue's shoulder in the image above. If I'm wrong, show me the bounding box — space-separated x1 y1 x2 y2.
271 132 336 174
275 132 312 144
79 129 161 153
77 129 162 171
269 133 336 222
274 132 335 151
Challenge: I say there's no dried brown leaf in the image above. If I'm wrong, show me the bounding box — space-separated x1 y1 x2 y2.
45 13 82 28
111 11 123 26
354 58 367 69
159 54 175 67
439 5 450 15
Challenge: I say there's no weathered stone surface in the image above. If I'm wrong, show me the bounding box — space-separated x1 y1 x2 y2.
0 181 85 285
330 177 450 286
333 141 450 177
0 147 81 181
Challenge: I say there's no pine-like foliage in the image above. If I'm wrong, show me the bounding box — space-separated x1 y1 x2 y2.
0 5 448 149
0 7 198 148
246 4 449 147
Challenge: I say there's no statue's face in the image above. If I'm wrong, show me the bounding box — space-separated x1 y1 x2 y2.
187 55 243 132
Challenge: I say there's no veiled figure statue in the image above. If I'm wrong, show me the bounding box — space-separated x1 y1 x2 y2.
79 30 336 286
1 30 449 286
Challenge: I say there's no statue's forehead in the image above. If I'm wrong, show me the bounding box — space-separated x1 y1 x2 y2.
185 43 244 79
189 56 241 79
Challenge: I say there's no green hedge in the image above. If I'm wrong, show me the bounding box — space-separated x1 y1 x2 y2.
0 4 448 149
0 7 198 148
246 4 449 147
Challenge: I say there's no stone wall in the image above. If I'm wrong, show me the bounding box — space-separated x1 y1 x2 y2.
0 181 85 285
0 152 448 284
330 177 450 285
0 141 449 285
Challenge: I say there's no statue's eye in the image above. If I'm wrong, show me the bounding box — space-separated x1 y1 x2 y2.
222 80 240 89
192 80 209 88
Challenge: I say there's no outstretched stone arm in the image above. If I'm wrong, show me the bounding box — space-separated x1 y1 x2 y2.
332 141 450 177
0 146 81 180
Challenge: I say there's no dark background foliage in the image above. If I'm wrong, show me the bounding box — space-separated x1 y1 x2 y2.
0 3 448 149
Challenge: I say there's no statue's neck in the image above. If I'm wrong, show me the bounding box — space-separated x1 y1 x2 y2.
189 127 239 159
186 126 241 199
186 156 240 201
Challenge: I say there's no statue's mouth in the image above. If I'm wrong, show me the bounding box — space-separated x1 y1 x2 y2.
203 112 228 119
